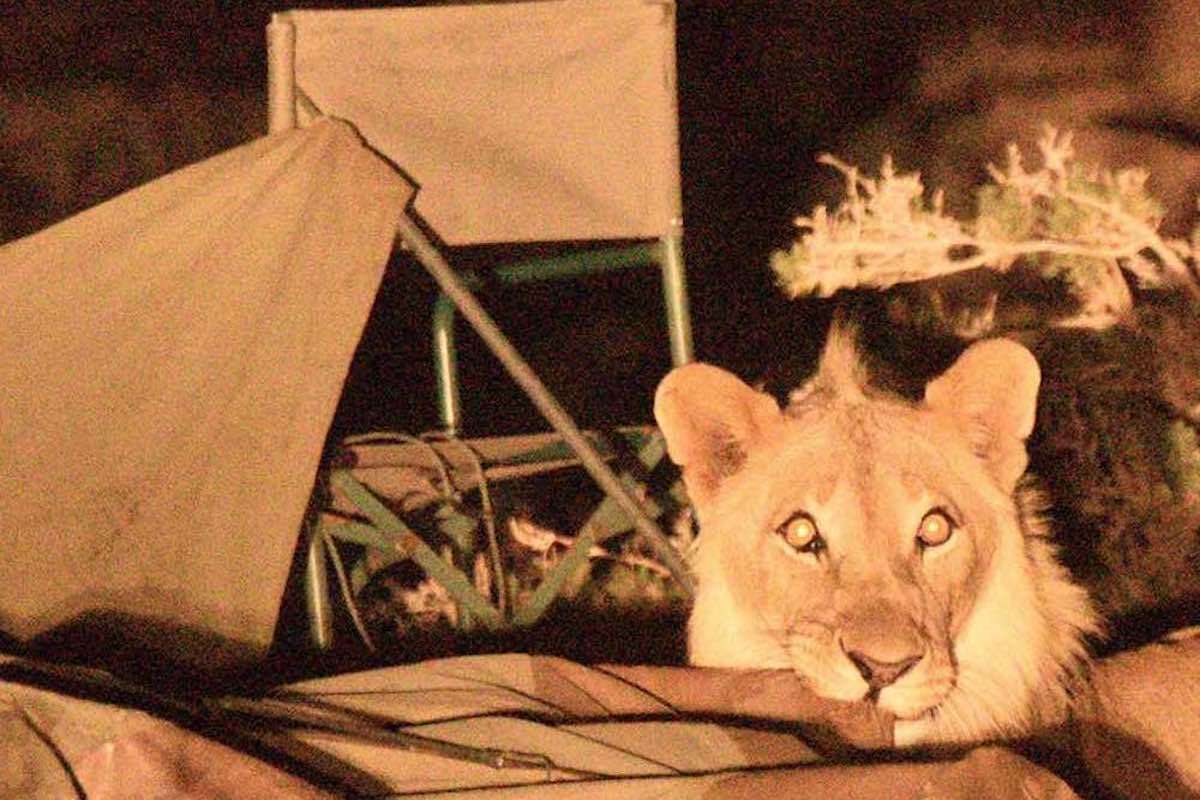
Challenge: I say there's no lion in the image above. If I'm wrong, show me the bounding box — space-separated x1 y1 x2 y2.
653 325 1101 746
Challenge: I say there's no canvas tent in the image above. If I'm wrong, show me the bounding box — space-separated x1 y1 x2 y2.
0 119 407 665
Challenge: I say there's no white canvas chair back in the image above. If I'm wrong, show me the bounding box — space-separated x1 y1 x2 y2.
267 0 683 247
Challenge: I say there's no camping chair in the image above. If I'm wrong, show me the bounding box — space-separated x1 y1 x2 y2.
266 0 696 649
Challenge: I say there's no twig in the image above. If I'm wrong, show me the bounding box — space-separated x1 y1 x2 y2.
774 124 1200 307
212 695 605 780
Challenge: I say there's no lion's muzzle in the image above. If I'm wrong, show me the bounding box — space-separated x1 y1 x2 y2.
837 600 929 696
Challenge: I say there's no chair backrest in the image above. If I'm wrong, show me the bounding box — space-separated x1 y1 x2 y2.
267 0 683 247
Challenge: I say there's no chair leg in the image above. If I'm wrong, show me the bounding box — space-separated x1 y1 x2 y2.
305 527 334 650
659 228 694 368
432 293 464 434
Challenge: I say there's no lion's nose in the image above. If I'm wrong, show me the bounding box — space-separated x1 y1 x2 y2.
844 650 921 691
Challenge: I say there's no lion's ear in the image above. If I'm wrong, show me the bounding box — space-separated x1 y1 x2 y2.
654 363 781 507
924 339 1040 490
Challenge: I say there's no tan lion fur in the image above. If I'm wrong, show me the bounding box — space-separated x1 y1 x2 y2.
655 326 1100 746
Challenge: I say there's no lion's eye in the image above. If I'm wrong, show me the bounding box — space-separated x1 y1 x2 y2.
778 513 824 555
916 509 955 548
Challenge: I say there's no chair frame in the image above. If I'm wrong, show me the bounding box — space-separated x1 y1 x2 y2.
266 6 695 649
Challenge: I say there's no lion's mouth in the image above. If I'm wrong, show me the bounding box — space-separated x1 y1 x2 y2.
874 675 956 721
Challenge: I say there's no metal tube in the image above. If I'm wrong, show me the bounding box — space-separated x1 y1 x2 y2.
304 526 334 650
331 471 503 629
396 214 695 596
656 1 692 368
433 245 656 434
432 294 463 434
659 226 694 367
493 243 657 285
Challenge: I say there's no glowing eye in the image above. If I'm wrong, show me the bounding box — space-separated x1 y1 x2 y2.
778 513 824 554
917 509 955 548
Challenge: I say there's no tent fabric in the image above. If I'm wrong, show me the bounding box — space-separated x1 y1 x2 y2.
8 642 1200 798
0 118 411 664
278 0 682 245
262 655 1078 798
1072 627 1200 798
0 653 1093 799
0 656 336 799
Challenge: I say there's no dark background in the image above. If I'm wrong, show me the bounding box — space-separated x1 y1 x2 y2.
0 0 1166 439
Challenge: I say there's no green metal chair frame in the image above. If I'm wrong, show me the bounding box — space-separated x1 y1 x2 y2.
303 232 695 648
267 4 695 650
432 240 693 434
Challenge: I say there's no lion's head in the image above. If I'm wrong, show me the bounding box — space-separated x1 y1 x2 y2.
654 327 1100 746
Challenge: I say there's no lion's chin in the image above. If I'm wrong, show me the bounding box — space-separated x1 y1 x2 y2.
877 680 955 722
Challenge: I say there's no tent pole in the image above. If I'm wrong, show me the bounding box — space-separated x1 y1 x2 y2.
395 214 695 597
